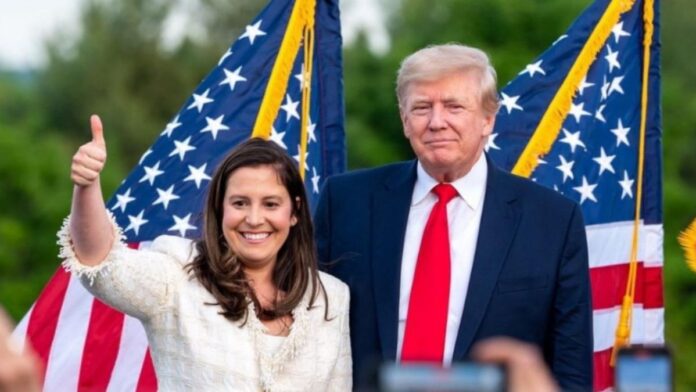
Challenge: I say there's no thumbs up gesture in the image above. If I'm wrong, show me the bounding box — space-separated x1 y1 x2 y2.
71 115 107 187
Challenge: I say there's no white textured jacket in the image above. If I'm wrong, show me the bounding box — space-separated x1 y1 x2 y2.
59 216 352 391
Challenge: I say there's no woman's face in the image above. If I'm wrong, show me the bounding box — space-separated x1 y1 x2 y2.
221 165 297 271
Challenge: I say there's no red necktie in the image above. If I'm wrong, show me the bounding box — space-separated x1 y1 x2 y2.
401 183 458 363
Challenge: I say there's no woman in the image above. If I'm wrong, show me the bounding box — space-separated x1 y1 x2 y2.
59 115 351 391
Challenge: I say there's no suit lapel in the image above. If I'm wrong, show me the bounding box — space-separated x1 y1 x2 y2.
452 160 521 360
371 161 417 361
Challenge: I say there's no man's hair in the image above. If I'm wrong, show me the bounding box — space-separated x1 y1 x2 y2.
396 43 500 117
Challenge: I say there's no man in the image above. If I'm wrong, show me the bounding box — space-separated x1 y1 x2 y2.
314 44 593 390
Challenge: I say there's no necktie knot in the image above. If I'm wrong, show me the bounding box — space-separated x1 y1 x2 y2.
433 183 458 204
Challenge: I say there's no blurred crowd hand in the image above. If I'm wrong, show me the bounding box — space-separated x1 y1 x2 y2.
472 337 559 392
0 308 41 392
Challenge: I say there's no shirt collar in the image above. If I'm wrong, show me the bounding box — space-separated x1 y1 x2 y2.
412 153 488 210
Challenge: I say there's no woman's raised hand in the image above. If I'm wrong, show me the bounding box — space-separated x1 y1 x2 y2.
71 115 107 187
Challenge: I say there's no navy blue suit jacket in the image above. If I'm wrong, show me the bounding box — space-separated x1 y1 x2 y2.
314 158 593 390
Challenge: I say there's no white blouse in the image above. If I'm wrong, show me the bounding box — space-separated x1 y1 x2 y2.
58 215 352 391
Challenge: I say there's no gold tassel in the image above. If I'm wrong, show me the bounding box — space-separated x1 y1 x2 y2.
678 218 696 273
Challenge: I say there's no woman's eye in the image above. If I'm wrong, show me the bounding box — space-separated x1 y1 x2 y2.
231 200 246 207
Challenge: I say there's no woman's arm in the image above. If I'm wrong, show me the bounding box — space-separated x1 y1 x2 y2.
69 115 114 266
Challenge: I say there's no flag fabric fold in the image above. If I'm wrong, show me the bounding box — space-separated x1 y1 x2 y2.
488 0 662 390
13 0 344 390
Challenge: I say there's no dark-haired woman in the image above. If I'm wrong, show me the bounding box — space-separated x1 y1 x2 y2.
59 115 351 391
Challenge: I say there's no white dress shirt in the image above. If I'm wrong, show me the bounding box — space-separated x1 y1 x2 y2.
397 154 488 366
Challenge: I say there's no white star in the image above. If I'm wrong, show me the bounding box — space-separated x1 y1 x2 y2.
618 170 634 199
499 92 523 114
601 76 610 101
537 157 547 165
125 210 149 236
559 128 586 153
219 66 247 92
169 213 197 237
306 117 317 143
294 63 306 90
604 46 621 73
593 147 616 175
112 188 135 213
595 104 607 123
293 145 309 171
239 20 267 45
169 136 196 161
200 115 230 140
485 133 501 152
568 101 591 123
269 126 287 149
311 167 321 194
553 35 568 46
280 94 300 122
573 176 598 204
187 88 214 113
161 115 181 137
139 161 164 186
577 76 595 96
608 75 625 96
519 60 546 77
556 155 575 183
218 48 233 66
184 163 212 189
611 119 631 147
138 149 152 165
612 21 631 43
153 185 180 210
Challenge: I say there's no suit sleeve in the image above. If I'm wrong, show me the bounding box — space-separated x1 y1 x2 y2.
550 203 594 390
314 178 332 270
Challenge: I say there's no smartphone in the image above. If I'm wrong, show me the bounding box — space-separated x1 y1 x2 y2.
378 362 506 392
615 345 673 392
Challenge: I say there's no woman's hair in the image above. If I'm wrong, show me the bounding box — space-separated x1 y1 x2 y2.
186 138 326 322
396 43 500 117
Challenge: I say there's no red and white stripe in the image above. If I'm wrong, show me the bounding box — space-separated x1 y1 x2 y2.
587 221 664 391
12 223 662 391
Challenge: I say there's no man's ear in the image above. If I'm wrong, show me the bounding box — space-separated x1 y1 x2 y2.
481 113 495 137
400 106 411 138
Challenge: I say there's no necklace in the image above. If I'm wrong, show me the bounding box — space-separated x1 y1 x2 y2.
248 293 310 391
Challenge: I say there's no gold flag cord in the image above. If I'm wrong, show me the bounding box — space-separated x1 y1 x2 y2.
251 0 316 179
610 0 654 365
299 5 316 177
508 0 656 366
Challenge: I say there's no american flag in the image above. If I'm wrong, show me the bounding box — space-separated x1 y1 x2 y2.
487 0 662 390
12 0 344 390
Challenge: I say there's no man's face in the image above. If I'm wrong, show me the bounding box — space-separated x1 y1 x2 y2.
401 71 494 181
